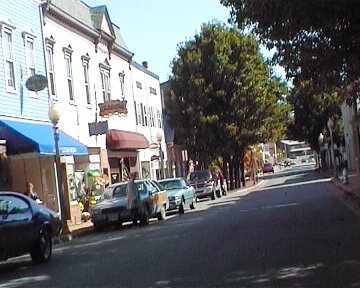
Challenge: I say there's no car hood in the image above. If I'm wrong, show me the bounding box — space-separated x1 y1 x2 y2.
91 197 127 211
166 188 186 197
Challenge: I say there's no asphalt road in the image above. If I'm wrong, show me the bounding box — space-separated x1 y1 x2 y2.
1 163 360 287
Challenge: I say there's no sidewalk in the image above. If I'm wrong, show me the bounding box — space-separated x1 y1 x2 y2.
327 169 360 203
55 179 264 243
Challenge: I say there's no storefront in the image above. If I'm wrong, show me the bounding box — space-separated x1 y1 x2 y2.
105 129 149 182
0 118 88 214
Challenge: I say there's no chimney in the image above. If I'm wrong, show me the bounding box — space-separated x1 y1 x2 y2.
142 61 148 69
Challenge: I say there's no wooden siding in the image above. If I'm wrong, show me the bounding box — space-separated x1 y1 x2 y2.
0 0 49 121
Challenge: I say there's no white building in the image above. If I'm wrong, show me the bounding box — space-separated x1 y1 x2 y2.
42 0 166 221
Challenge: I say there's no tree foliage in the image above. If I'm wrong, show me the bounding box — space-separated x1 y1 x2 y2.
220 0 359 145
168 22 290 166
220 0 360 89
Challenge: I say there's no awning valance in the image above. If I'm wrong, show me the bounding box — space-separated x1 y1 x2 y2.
0 119 88 156
106 129 149 150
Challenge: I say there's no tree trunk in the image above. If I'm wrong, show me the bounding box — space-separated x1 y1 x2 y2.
240 160 246 187
229 155 234 190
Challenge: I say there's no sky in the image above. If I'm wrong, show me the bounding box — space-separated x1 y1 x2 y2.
83 0 285 84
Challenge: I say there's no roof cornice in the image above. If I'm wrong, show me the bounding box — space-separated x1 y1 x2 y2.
43 4 133 62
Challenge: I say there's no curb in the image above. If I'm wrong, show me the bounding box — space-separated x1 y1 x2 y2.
53 225 94 245
331 178 360 204
228 179 265 195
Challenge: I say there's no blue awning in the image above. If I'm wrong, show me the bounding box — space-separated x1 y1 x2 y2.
0 119 88 156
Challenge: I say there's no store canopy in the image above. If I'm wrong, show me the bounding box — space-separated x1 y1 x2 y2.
0 119 88 156
106 129 149 150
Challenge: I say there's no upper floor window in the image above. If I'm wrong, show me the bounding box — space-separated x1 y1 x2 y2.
99 59 111 102
23 28 37 97
136 81 142 89
45 36 56 98
157 109 163 128
82 54 91 106
63 45 74 103
119 72 125 100
1 18 16 93
150 87 157 95
136 103 142 125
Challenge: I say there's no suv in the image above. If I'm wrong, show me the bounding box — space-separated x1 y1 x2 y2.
188 170 221 201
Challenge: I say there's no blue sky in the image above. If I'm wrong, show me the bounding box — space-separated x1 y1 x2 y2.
83 0 285 84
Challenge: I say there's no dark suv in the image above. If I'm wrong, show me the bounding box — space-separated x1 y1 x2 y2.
188 170 221 201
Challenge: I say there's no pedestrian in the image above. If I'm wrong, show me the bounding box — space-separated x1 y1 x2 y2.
218 170 227 196
24 182 42 203
125 172 142 224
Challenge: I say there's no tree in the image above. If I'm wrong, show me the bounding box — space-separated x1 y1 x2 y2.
220 0 360 89
287 81 341 150
168 22 290 187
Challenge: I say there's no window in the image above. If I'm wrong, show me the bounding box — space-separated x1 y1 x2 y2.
25 37 35 78
136 103 142 125
136 81 142 89
63 45 74 102
143 105 148 126
2 23 16 92
157 109 163 128
45 36 56 97
119 72 125 100
150 87 157 95
82 54 91 106
140 103 144 126
100 70 111 102
99 59 111 102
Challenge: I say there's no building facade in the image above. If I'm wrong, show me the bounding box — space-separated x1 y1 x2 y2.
41 0 166 222
0 0 87 216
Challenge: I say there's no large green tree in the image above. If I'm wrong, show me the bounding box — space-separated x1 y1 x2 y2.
220 0 360 88
168 22 290 187
220 0 359 146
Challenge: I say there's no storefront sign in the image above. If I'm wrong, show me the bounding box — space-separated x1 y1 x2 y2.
98 100 127 117
25 74 48 92
149 142 159 150
88 120 108 136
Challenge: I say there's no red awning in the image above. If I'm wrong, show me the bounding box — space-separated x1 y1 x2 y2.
106 130 149 150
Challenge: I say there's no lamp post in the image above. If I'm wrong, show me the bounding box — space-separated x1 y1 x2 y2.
318 132 324 170
251 147 256 184
156 131 164 179
327 118 337 179
48 104 70 235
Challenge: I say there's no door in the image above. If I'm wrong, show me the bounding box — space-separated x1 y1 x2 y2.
146 180 167 215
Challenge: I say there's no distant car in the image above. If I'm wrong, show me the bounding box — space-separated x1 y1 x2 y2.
157 177 196 213
90 179 169 231
0 192 62 264
262 163 274 174
188 169 222 200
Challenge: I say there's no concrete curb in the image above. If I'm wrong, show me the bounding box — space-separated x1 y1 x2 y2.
228 180 265 196
330 178 360 204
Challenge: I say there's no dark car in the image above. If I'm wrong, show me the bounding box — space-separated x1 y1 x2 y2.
90 179 169 231
157 177 196 213
188 169 222 200
0 191 62 264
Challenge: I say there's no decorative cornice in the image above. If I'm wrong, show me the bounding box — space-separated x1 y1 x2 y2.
44 5 133 62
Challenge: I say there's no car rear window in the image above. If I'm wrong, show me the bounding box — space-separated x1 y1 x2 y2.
264 163 272 167
189 171 211 180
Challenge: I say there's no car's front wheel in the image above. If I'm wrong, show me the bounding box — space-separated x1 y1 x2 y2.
140 205 150 226
30 227 52 264
190 197 196 209
158 205 166 220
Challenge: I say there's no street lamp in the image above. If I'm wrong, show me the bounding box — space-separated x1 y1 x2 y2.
318 132 324 170
156 131 164 179
48 104 70 235
327 117 337 179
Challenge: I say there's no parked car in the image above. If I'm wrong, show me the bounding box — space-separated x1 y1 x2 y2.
188 169 222 200
0 191 62 264
262 163 274 174
90 179 169 231
157 177 196 213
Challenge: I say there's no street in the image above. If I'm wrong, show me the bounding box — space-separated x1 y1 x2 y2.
1 163 360 287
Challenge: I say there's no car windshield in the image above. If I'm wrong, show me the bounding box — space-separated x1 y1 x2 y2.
158 180 182 190
189 171 210 180
100 183 127 200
